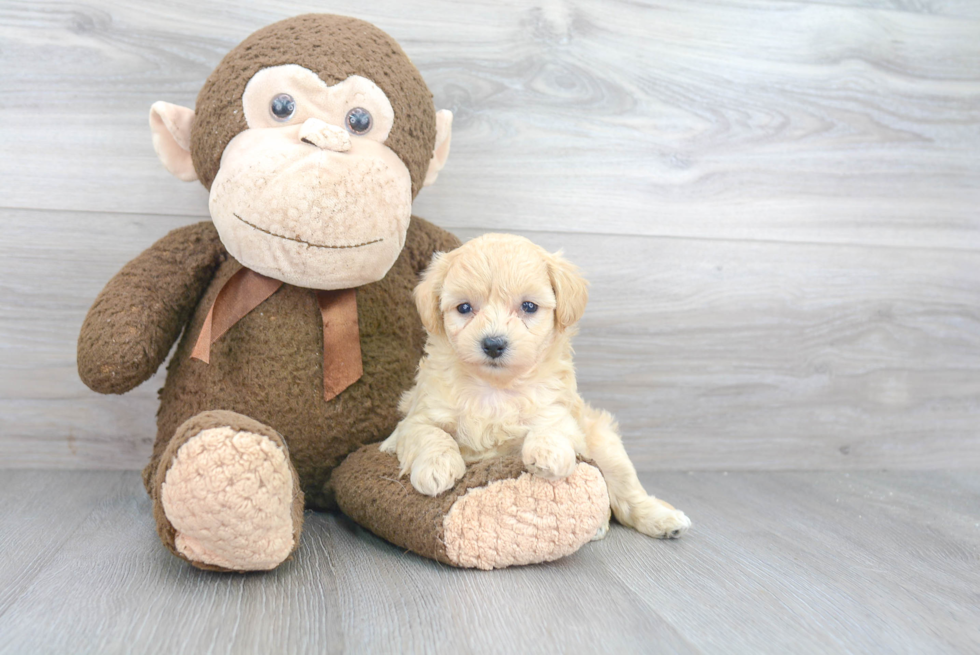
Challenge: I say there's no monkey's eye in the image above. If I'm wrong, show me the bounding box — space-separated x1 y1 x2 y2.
270 94 296 122
521 301 538 314
345 107 373 135
457 303 472 315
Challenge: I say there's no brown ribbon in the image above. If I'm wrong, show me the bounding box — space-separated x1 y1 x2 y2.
190 268 283 364
316 288 363 401
191 267 363 401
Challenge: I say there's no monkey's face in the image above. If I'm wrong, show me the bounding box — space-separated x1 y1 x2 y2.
208 65 414 290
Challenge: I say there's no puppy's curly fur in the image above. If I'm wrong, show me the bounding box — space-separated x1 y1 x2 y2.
381 233 691 539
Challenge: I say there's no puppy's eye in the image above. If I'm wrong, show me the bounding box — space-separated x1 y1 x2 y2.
521 301 538 314
457 303 473 315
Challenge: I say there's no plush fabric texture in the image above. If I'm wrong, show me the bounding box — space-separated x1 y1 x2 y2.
443 462 610 570
119 217 460 510
163 426 297 570
77 222 226 395
207 122 414 289
242 66 395 142
333 444 609 569
423 109 453 187
189 267 284 363
80 13 612 571
149 101 197 181
297 117 353 150
150 410 305 572
191 14 436 198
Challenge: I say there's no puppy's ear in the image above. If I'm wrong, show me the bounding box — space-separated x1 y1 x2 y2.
547 250 589 331
414 250 455 335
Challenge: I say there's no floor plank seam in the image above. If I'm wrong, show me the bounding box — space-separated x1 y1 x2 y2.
4 205 979 254
0 472 130 622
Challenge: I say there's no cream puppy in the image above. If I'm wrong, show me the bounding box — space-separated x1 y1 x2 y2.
380 233 691 539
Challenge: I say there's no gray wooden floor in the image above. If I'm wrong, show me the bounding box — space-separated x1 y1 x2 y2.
1 470 977 654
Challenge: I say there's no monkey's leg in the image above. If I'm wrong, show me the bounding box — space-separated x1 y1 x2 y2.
332 444 610 570
148 410 305 572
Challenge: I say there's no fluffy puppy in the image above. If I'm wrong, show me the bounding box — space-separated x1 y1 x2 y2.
380 233 691 539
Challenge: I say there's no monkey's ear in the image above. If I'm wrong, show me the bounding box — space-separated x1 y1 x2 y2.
422 109 453 187
547 250 590 331
149 101 198 182
413 250 455 335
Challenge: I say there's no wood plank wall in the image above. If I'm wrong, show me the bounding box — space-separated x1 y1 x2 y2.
1 0 978 470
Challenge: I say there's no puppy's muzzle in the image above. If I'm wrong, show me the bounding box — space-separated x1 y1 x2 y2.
481 335 508 359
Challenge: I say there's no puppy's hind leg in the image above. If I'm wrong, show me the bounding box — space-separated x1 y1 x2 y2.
582 407 691 539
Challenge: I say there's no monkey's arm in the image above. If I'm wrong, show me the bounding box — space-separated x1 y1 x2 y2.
77 221 226 394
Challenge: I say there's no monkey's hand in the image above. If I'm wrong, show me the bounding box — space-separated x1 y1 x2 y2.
77 221 225 395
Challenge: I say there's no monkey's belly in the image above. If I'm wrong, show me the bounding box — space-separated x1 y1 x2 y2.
155 255 425 509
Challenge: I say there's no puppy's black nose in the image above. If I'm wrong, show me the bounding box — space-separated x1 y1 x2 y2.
481 336 508 359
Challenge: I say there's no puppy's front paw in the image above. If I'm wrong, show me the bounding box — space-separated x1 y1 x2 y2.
410 449 466 496
631 498 692 539
522 439 577 480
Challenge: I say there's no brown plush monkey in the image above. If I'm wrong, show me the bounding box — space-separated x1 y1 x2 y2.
77 14 609 571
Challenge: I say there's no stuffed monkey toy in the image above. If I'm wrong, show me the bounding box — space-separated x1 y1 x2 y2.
77 14 609 571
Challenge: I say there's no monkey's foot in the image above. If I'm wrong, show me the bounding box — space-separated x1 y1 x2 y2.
333 444 610 570
151 410 304 572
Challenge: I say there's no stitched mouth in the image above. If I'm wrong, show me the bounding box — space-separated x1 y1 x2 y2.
233 213 383 250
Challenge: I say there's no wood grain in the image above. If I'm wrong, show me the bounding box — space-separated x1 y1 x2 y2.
0 471 130 616
0 0 978 247
0 0 978 469
0 470 977 654
2 210 978 469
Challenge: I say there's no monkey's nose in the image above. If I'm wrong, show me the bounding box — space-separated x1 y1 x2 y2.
481 336 508 359
299 118 351 152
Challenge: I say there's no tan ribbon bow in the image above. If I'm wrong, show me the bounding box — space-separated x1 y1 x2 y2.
191 267 363 401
